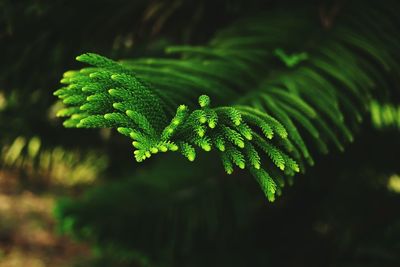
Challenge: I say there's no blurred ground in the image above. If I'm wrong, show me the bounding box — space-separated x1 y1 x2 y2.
0 170 91 267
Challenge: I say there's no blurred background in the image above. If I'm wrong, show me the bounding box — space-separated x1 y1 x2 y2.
1 0 400 266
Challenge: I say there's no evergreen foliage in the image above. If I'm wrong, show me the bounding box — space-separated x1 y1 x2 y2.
54 1 400 201
2 0 400 266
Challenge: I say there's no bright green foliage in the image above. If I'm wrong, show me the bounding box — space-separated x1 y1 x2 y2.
54 2 400 201
371 101 400 130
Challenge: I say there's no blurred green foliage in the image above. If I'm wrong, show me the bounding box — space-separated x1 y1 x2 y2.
55 130 400 266
370 101 400 130
1 135 108 186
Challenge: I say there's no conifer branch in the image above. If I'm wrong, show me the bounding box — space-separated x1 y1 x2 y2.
54 2 400 201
